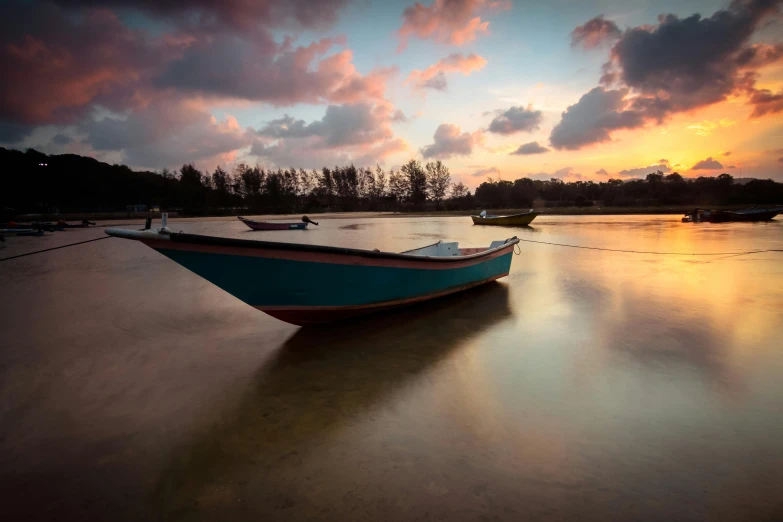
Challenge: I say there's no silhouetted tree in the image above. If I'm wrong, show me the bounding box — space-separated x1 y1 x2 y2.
388 168 408 203
450 182 469 199
425 160 451 209
402 160 427 207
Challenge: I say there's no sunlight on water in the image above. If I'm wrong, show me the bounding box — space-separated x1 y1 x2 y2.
1 215 782 520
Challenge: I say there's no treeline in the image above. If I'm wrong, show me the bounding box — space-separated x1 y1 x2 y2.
474 172 783 208
2 148 781 217
1 148 470 216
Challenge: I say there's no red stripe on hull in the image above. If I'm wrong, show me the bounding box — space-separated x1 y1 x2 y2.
257 274 509 325
142 239 515 270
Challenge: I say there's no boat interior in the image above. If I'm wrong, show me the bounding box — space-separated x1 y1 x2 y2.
474 209 535 218
404 240 510 257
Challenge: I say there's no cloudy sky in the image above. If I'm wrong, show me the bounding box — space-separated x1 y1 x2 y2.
2 0 782 186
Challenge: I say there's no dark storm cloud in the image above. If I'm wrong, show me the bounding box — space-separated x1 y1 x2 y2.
733 43 783 66
511 141 549 155
0 121 36 143
52 0 350 32
549 87 644 150
747 87 783 117
605 0 782 113
692 157 724 170
552 0 783 150
51 134 73 145
487 106 543 135
570 16 621 49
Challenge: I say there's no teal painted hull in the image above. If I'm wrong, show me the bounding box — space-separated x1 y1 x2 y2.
105 227 519 325
155 247 513 310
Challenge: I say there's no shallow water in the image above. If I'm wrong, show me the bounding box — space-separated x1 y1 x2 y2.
1 215 782 521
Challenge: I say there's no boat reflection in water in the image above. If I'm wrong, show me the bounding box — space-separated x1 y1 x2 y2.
153 283 513 519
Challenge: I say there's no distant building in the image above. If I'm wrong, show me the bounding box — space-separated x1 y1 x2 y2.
126 204 147 213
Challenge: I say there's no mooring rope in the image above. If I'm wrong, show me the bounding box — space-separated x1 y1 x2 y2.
515 237 783 256
0 236 113 262
1 232 780 262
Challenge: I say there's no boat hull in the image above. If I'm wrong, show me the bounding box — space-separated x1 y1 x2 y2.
139 235 516 325
707 209 780 222
239 217 307 230
472 212 538 226
261 276 507 325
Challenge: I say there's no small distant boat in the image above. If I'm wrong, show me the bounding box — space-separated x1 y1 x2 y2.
107 215 518 326
683 207 781 223
1 228 44 237
238 216 317 231
472 210 538 226
0 220 92 231
56 220 96 229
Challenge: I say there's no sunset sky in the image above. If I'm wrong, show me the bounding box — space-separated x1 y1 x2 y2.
2 0 782 188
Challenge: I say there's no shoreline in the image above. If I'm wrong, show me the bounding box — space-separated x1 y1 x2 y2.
12 204 781 223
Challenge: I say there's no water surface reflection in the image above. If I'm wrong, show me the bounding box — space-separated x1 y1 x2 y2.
154 284 513 518
1 215 782 521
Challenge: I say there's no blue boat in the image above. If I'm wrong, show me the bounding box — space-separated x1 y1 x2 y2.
106 218 518 326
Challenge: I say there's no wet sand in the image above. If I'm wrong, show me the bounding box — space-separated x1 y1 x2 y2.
1 215 782 521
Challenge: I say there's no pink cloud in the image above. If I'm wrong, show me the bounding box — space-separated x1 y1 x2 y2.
0 6 180 131
570 16 621 49
421 123 483 158
158 37 394 106
80 97 250 170
0 0 397 151
397 0 509 51
250 102 408 168
405 53 487 92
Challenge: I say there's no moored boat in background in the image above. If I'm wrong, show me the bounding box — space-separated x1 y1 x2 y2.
472 210 538 226
1 228 44 237
238 216 317 231
107 216 518 326
683 207 781 223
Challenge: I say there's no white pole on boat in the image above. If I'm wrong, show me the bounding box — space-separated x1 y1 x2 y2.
160 213 170 233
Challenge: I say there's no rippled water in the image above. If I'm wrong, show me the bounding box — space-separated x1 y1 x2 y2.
1 215 782 521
